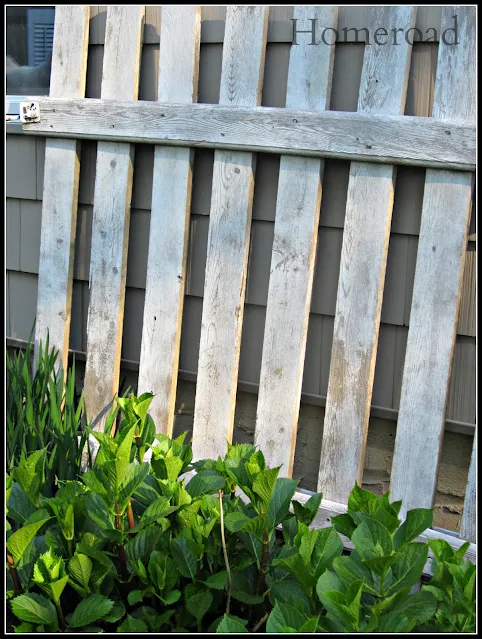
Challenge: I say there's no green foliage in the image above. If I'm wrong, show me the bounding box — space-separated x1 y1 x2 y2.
115 392 157 464
32 550 69 604
216 614 249 633
421 539 476 632
6 337 89 496
11 593 58 630
315 485 440 632
5 412 475 633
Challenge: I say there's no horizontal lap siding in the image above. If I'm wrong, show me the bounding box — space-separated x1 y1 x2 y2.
6 12 475 429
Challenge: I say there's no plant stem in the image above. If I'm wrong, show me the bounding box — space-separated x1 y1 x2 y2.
126 501 135 530
256 528 270 595
55 600 66 631
7 555 21 591
218 490 232 615
67 538 73 558
118 545 127 577
252 613 269 633
115 502 127 574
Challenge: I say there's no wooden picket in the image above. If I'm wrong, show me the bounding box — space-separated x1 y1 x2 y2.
83 6 144 434
137 7 200 440
24 5 476 561
191 6 269 461
390 6 476 521
254 6 337 475
34 6 89 376
318 6 416 504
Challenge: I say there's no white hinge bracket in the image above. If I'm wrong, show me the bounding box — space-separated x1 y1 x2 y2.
20 101 41 123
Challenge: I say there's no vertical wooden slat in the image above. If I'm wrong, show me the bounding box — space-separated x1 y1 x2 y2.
192 6 268 461
34 6 89 374
390 7 476 518
460 434 476 542
317 6 416 503
83 6 144 430
253 7 338 476
137 7 200 437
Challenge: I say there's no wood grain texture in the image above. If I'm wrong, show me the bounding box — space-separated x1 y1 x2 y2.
218 7 268 109
34 6 89 375
49 7 90 100
192 6 268 461
390 7 475 520
318 6 416 504
192 151 256 460
390 172 474 512
138 7 200 439
99 7 144 102
83 6 144 431
23 99 475 171
460 434 476 542
254 7 337 476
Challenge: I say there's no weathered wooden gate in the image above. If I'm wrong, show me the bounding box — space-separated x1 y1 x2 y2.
21 5 476 568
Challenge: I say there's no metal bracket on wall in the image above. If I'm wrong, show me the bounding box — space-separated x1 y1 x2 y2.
20 101 41 123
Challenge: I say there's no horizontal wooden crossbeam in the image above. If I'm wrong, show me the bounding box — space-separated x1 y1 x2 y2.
21 98 475 171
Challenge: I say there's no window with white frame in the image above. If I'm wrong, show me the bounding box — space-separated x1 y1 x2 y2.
6 6 55 119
